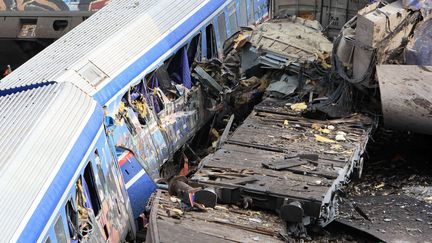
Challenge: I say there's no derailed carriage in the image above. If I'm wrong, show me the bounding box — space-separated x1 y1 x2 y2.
0 0 269 242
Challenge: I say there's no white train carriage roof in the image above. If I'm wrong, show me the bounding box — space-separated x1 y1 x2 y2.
0 0 226 104
0 82 102 242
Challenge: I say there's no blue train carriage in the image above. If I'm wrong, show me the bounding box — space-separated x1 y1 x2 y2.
98 0 270 177
0 82 135 242
99 0 269 227
0 0 270 239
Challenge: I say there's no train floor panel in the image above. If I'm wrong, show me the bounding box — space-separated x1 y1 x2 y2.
147 190 286 243
192 97 375 225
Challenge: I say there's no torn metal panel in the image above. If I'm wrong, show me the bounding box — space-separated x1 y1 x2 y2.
193 97 374 227
266 73 298 98
376 65 432 135
193 65 224 94
249 18 332 66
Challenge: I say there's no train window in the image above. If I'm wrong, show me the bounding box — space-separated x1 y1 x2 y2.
65 199 78 240
228 2 238 34
54 215 68 243
217 13 227 43
205 24 217 60
188 33 202 63
123 114 137 136
83 162 102 216
167 46 192 89
94 150 106 202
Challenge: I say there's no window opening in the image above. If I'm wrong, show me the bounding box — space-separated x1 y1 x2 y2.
167 46 192 89
54 215 68 243
206 24 218 59
94 150 106 202
83 162 102 216
188 33 202 63
65 199 78 241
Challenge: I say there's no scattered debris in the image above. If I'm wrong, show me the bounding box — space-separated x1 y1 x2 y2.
335 131 347 141
290 102 307 112
146 1 432 240
146 190 286 242
315 134 336 143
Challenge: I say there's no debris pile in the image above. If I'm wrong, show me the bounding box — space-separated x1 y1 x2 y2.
145 1 432 241
332 0 432 134
176 16 374 239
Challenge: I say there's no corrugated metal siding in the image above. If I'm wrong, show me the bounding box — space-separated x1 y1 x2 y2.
0 83 97 241
88 0 207 77
0 0 208 95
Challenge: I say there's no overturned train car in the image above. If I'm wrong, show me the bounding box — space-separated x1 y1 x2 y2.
0 0 268 242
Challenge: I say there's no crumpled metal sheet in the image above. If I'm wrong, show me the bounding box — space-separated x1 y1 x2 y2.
249 18 332 65
405 18 432 65
266 73 298 98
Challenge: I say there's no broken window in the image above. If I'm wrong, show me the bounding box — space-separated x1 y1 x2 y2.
65 199 78 241
121 42 197 121
94 150 106 203
188 33 202 64
83 162 102 216
54 215 68 243
167 46 192 89
125 79 155 125
146 73 167 113
205 24 218 60
64 162 103 241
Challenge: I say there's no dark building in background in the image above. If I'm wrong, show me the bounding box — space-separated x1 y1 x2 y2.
0 0 109 75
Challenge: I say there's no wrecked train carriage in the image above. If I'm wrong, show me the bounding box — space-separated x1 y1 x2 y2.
332 0 432 134
0 0 270 242
145 16 376 240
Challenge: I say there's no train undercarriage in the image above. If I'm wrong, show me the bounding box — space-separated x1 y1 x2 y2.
144 1 432 241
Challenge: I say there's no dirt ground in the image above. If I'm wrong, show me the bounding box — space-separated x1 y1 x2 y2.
310 128 432 242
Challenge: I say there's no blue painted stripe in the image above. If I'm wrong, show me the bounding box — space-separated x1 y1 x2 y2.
17 108 103 243
93 0 226 105
0 81 56 97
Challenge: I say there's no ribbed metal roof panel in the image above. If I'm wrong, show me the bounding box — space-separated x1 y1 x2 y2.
0 0 208 96
0 82 97 241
